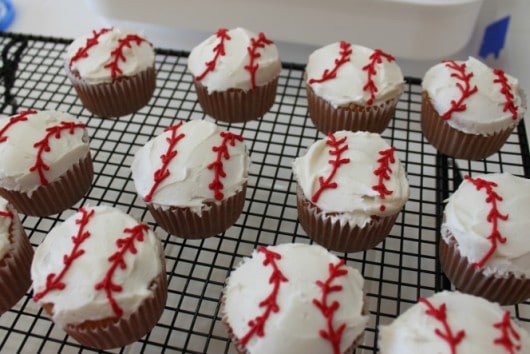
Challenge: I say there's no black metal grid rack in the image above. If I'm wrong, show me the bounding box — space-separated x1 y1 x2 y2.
0 33 529 353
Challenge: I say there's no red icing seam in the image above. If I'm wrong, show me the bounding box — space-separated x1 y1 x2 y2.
308 41 352 84
441 60 478 120
493 69 518 120
104 34 152 80
33 208 95 302
362 49 395 106
465 175 509 269
144 122 185 202
30 121 87 186
196 28 231 81
94 223 150 318
311 133 351 203
239 246 288 346
207 131 244 201
0 210 13 218
244 32 274 89
493 311 522 354
69 28 112 69
312 259 348 354
0 109 37 143
418 297 466 354
372 147 396 212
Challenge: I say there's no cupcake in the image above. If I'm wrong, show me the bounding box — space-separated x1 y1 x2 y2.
0 109 93 216
305 42 404 134
421 57 526 160
439 172 530 305
0 196 33 314
379 291 530 353
131 120 250 238
65 27 156 118
31 205 167 349
292 131 409 252
222 243 368 354
187 27 281 123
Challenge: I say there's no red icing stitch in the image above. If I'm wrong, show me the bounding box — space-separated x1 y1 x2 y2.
30 121 86 186
308 41 352 84
239 246 288 346
144 122 185 202
0 210 13 218
311 133 351 203
362 49 395 105
441 60 479 120
94 223 150 318
103 34 152 80
33 208 95 302
312 259 348 354
69 28 112 69
493 311 522 354
465 175 509 269
0 109 37 143
244 32 274 89
207 131 244 201
372 147 396 212
493 69 518 120
419 297 466 354
196 28 231 81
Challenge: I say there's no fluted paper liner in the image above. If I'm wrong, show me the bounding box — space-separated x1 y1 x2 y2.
306 84 401 134
148 185 247 239
296 187 398 253
194 78 278 123
0 209 33 314
0 153 93 217
439 236 530 305
67 66 156 118
421 92 514 160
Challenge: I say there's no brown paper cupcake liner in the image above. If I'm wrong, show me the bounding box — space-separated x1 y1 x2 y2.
296 187 398 253
148 185 247 239
421 92 515 160
0 153 93 217
306 84 402 134
194 78 278 123
67 66 156 118
64 269 168 349
439 235 530 305
0 210 33 314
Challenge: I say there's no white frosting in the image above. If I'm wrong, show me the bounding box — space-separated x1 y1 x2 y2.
442 172 530 277
131 120 249 213
292 131 409 228
422 57 526 135
0 110 90 194
223 243 368 354
0 197 12 260
66 27 155 84
31 205 163 327
379 290 530 354
305 42 404 108
187 27 281 93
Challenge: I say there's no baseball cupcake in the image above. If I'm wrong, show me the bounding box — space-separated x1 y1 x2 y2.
222 243 368 354
31 205 167 349
379 291 530 353
305 42 404 134
188 27 281 123
440 172 530 305
421 57 526 160
292 131 409 252
0 109 93 216
65 27 156 118
131 120 250 238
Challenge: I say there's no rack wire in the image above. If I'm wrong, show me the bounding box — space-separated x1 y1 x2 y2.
0 33 529 353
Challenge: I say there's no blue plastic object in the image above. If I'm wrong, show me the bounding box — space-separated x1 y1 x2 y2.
479 16 511 60
0 0 14 32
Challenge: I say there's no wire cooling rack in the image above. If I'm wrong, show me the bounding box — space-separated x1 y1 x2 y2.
0 33 529 354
